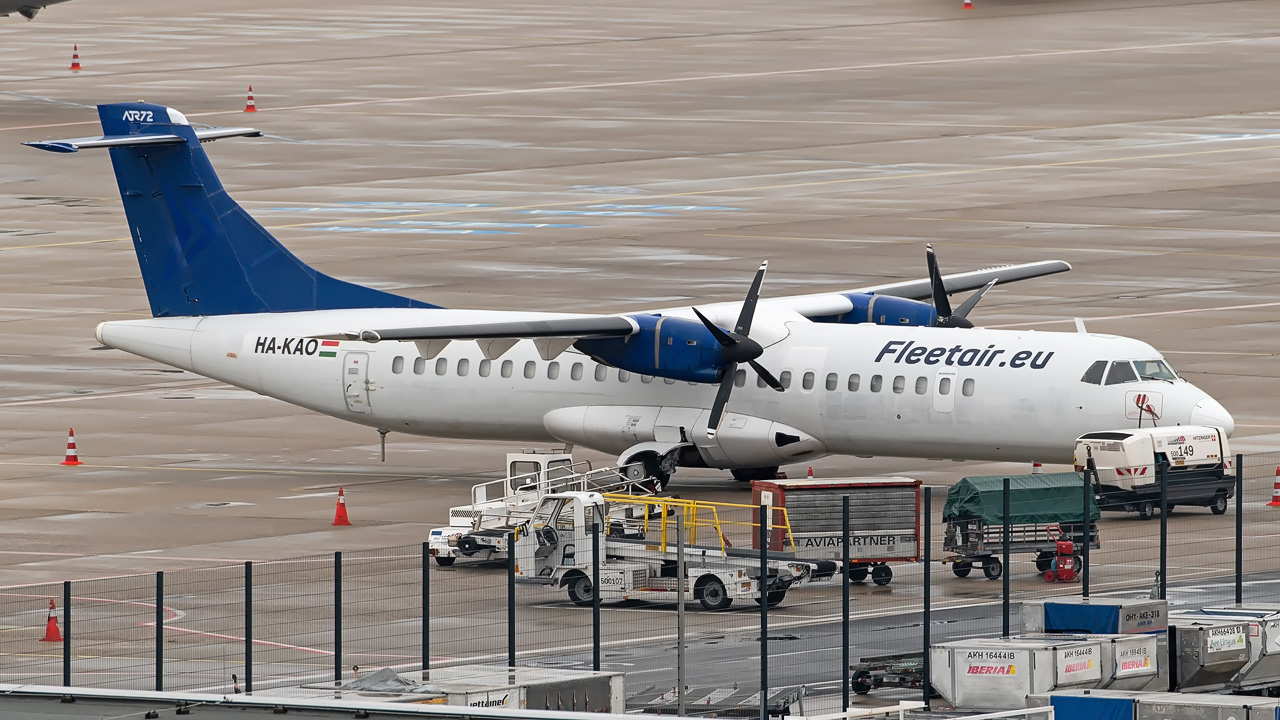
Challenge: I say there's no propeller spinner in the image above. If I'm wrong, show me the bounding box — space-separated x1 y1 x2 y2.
926 244 997 329
691 261 784 439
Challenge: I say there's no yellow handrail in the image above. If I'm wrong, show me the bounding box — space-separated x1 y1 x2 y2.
602 494 795 553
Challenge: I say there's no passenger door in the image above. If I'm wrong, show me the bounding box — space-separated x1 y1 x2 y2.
343 352 372 413
933 370 957 413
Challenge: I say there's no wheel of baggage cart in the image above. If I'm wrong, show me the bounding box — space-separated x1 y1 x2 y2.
871 565 893 586
435 556 455 567
952 560 972 578
1211 492 1229 515
851 670 872 695
1043 570 1056 583
753 590 787 607
848 564 869 583
1137 500 1155 521
1035 552 1053 573
1074 554 1085 571
565 572 594 607
982 558 1003 580
696 576 732 611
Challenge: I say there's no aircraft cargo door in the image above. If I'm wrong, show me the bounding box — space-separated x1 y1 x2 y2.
933 370 956 414
343 352 372 413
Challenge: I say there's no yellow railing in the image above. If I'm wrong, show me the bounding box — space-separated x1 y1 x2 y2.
602 494 795 554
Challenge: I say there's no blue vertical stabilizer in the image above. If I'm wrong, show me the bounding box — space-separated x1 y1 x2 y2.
26 102 438 317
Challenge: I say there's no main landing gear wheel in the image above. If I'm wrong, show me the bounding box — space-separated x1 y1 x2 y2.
871 566 893 586
983 558 1003 580
731 466 780 482
566 573 594 607
697 577 732 611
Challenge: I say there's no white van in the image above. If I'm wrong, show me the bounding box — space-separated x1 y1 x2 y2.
1074 426 1233 520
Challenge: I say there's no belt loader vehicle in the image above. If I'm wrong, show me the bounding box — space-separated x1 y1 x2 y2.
451 491 838 610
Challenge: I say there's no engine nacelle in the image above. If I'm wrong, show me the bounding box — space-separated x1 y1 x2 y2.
812 293 937 327
574 314 724 383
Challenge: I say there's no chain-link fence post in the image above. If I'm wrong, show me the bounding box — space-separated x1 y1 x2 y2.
592 521 600 671
62 580 71 687
759 503 769 720
155 571 164 691
923 486 932 710
1083 458 1094 597
244 561 253 694
841 495 850 711
507 531 516 669
422 542 430 681
1002 477 1011 636
1159 460 1168 599
1236 452 1244 604
334 551 342 686
676 512 686 717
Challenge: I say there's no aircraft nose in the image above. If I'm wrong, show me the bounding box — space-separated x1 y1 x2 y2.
1190 397 1234 436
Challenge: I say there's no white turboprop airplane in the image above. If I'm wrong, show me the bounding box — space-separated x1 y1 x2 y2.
27 103 1235 486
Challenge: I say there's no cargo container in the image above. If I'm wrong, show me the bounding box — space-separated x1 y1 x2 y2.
1168 619 1252 692
752 477 920 585
1175 605 1280 693
1023 597 1168 635
930 636 1102 710
1029 690 1278 720
1021 633 1159 690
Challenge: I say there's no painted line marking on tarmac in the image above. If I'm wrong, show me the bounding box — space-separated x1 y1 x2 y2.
987 300 1280 329
0 382 223 408
278 492 341 499
0 460 422 480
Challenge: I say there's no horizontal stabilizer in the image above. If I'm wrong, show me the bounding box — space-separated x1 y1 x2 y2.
24 127 261 154
323 316 640 343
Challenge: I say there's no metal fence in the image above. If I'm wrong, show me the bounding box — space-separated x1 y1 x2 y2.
0 452 1277 711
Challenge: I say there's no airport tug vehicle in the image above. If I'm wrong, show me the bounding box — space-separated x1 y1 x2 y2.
455 491 837 610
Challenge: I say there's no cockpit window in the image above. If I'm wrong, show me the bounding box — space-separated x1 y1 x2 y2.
1134 359 1178 382
1081 360 1107 385
1105 360 1138 385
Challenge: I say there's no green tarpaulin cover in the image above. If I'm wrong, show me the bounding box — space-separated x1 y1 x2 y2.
943 472 1100 524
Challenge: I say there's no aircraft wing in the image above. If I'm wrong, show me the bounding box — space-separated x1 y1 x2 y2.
324 316 638 343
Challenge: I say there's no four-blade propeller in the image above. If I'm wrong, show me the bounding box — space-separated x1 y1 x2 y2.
926 244 996 329
692 261 784 439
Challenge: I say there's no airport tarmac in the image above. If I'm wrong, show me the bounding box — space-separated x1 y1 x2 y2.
2 0 1280 693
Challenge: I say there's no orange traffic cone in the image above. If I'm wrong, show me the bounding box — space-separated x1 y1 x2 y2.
40 599 61 642
1268 468 1280 507
61 428 83 466
807 466 814 479
963 0 973 8
332 487 352 526
69 44 81 71
244 85 257 112
1031 462 1044 475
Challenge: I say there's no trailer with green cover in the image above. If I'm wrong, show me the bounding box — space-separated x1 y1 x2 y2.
942 472 1100 580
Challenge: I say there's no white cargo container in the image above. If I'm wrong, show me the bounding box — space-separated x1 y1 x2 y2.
1023 634 1159 690
930 636 1102 710
1023 597 1168 635
1176 605 1280 693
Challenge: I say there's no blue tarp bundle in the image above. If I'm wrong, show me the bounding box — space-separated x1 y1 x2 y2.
1050 695 1134 720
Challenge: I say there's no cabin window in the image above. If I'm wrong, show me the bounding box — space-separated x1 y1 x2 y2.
391 356 404 374
501 360 513 378
413 357 426 375
826 373 838 391
594 365 608 381
1134 359 1178 381
735 369 747 387
780 371 792 389
915 376 928 394
848 374 860 392
1081 360 1106 385
571 363 583 381
435 358 448 376
641 375 653 384
801 372 815 390
870 375 882 392
479 359 491 377
524 361 536 379
893 375 905 393
547 362 559 380
619 370 631 382
939 377 952 395
457 358 470 377
962 378 975 396
664 378 676 385
1105 360 1137 385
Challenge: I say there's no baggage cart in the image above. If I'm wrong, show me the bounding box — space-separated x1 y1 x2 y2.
942 472 1099 580
752 477 920 585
